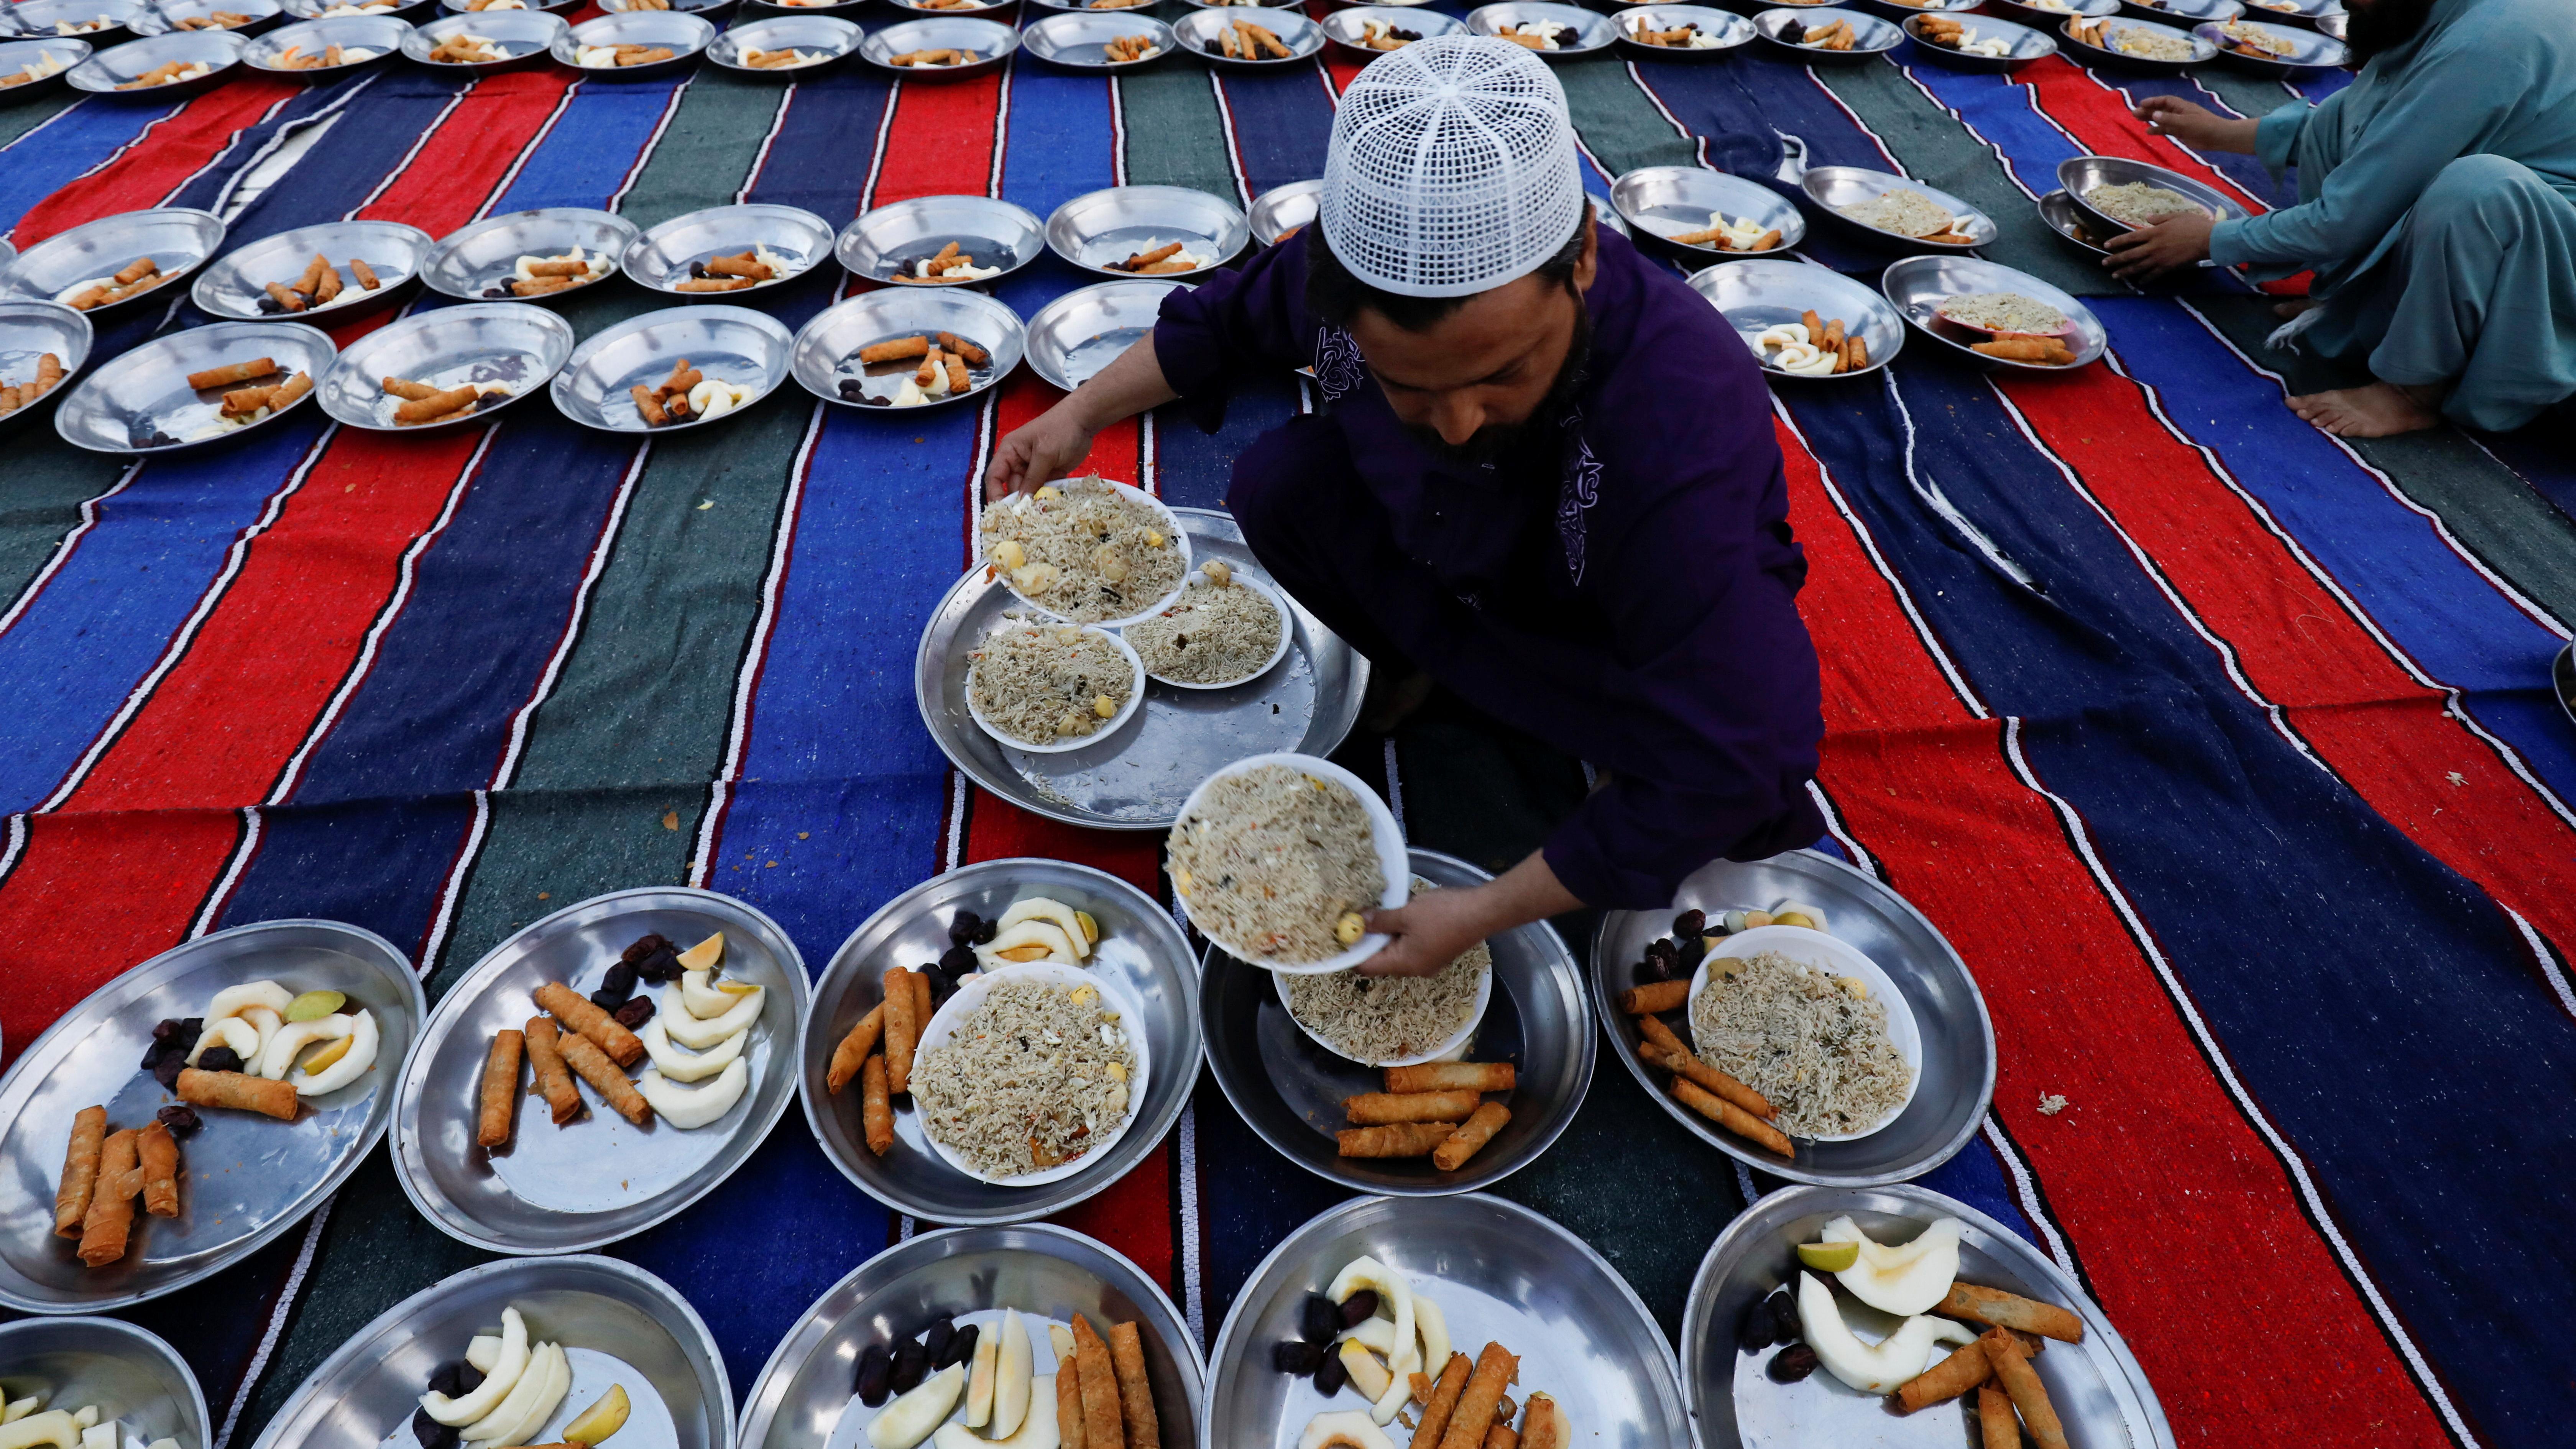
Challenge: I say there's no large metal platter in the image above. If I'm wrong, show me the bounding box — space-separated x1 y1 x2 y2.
0 919 422 1313
2054 154 2249 242
1589 849 1993 1186
1682 1184 2173 1449
916 506 1367 830
1201 848 1593 1195
1881 253 2108 373
739 1222 1204 1449
246 1255 730 1449
1206 1193 1691 1449
391 887 809 1255
53 318 334 455
0 1318 209 1449
798 858 1201 1224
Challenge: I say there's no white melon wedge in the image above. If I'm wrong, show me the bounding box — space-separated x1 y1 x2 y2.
991 1309 1033 1439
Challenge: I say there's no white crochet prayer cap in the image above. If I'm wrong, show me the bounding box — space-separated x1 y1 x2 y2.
1318 34 1586 299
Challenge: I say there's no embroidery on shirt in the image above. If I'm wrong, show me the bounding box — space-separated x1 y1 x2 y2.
1312 325 1366 404
1556 403 1600 585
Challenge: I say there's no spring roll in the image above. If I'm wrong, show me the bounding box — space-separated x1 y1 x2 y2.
1633 1011 1687 1058
1845 335 1867 371
383 376 440 401
1434 1344 1518 1449
676 278 755 292
136 1120 180 1218
660 363 702 398
1432 1102 1510 1171
292 254 329 296
264 281 307 312
54 1105 107 1237
352 258 381 289
937 332 990 367
513 276 579 297
76 1130 141 1267
1977 1386 2017 1449
861 335 930 364
1969 337 2072 364
187 358 277 391
35 352 63 393
1639 1042 1778 1122
1057 1348 1089 1449
557 1030 652 1125
1618 980 1689 1015
1801 309 1825 339
1940 1283 2085 1343
313 264 343 305
1107 1322 1159 1449
945 354 970 395
1670 1077 1794 1156
271 372 313 409
222 383 274 416
1411 1353 1470 1449
910 968 934 1030
705 253 772 280
862 1054 894 1155
535 980 646 1066
632 384 669 427
1482 1430 1515 1449
1336 1122 1456 1158
1981 1330 2068 1449
1819 318 1845 355
394 384 483 424
524 1017 583 1125
827 1004 884 1093
1891 1340 1987 1413
882 966 919 1095
1344 1090 1480 1125
1121 242 1183 271
1070 1316 1124 1449
115 257 159 286
178 1067 301 1120
1385 1062 1513 1094
526 258 591 278
1517 1394 1566 1449
915 347 943 388
477 1028 524 1149
1748 228 1782 251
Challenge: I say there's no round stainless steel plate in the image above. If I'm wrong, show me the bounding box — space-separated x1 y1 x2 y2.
1321 5 1466 50
623 201 833 297
391 887 808 1255
1206 1193 1691 1449
2035 189 2110 256
1465 0 1616 53
1201 848 1593 1195
0 38 93 97
424 205 635 304
189 218 430 321
1589 849 1993 1185
836 194 1046 286
399 9 567 69
1799 164 1995 251
245 1255 731 1449
789 285 1025 411
0 1318 209 1449
859 15 1015 77
242 14 411 74
1608 3 1750 56
705 14 856 72
318 301 574 433
0 919 423 1313
15 0 148 46
1752 5 1901 59
66 28 242 95
798 858 1201 1223
1022 278 1181 393
1683 1183 2174 1449
2054 154 2249 240
2192 14 2342 71
1881 252 2109 371
0 299 94 430
1901 9 2055 67
1245 178 1319 247
916 507 1367 830
738 1223 1204 1449
2118 0 2234 22
1046 184 1249 281
550 303 795 434
1612 164 1803 258
2054 14 2212 70
1168 5 1323 64
0 207 224 316
1982 0 2114 20
1019 10 1175 67
1689 258 1904 380
552 9 715 78
54 318 333 454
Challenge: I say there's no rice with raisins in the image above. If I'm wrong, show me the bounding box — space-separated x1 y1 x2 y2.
1285 877 1486 1062
913 977 1135 1178
1127 573 1285 685
969 614 1136 746
979 476 1186 624
1690 950 1912 1137
1170 763 1386 964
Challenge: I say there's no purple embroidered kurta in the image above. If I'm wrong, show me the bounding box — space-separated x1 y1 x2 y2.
1153 227 1824 908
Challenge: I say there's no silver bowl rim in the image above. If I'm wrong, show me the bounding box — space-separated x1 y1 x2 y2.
315 298 577 432
1752 4 1903 53
1798 162 1998 248
423 204 636 301
1463 0 1618 52
54 316 335 455
1606 3 1754 52
1586 846 1996 1184
2120 0 2237 17
1981 0 2119 15
65 28 245 93
241 13 418 70
833 193 1046 285
0 917 424 1312
241 1253 734 1449
387 883 812 1255
1319 3 1468 42
1686 256 1907 380
553 7 719 65
2034 187 2111 256
704 12 860 69
1245 177 1321 246
1043 183 1251 279
858 12 1020 72
1021 276 1190 392
794 855 1205 1222
1019 8 1179 65
619 199 833 296
547 301 798 435
185 217 433 318
787 283 1027 411
0 1316 212 1449
400 8 572 66
1680 1181 2178 1449
0 296 98 378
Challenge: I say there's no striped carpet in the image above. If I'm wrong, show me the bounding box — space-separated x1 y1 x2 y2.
2 11 2571 1449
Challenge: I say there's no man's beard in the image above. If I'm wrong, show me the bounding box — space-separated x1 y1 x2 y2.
1403 295 1595 469
2344 0 2434 59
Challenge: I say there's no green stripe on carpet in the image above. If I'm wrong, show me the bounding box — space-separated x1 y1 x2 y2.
0 92 83 150
615 74 792 232
1815 59 2106 294
1116 65 1241 201
2193 70 2305 123
1555 55 1702 179
2194 294 2576 629
0 445 131 610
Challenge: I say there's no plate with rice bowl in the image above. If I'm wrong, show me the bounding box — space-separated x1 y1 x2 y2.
1168 752 1409 975
1689 925 1921 1141
978 475 1193 629
909 960 1153 1187
1124 564 1292 690
964 616 1146 754
1269 873 1494 1069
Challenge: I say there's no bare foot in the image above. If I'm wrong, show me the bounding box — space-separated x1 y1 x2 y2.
2286 382 2442 438
2272 299 2318 320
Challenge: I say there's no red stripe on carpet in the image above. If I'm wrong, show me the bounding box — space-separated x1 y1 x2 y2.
991 372 1144 495
1047 1141 1176 1290
868 73 1004 208
1780 414 2451 1447
2017 56 2269 212
357 70 580 234
11 79 304 244
1993 365 2576 961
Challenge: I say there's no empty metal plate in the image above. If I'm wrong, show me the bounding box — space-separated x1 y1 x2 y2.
1023 277 1183 392
915 507 1367 829
0 1317 208 1449
317 301 575 433
54 318 333 454
391 887 809 1255
624 201 833 297
0 207 223 316
0 299 94 431
423 205 636 303
1590 848 1993 1186
189 217 430 321
0 919 423 1312
1881 252 2109 371
552 304 795 434
797 858 1201 1223
1684 1184 2173 1449
1689 257 1904 380
790 285 1024 410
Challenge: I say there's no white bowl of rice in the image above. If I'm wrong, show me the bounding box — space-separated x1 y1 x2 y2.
978 475 1193 628
1686 924 1921 1142
1273 876 1493 1066
965 613 1146 754
910 959 1153 1186
1124 565 1293 690
1169 752 1410 974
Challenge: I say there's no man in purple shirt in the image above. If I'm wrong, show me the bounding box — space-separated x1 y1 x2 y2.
984 37 1822 974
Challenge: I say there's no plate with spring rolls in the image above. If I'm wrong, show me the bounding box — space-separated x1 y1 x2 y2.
390 887 807 1256
1209 1193 1691 1449
53 319 334 453
0 918 421 1313
0 1316 209 1449
245 1255 729 1449
0 299 94 432
798 858 1200 1223
0 208 225 318
1682 1184 2173 1449
1591 848 1993 1186
189 219 430 321
1202 849 1592 1195
317 301 575 434
423 207 638 304
738 1222 1204 1449
1880 254 2106 371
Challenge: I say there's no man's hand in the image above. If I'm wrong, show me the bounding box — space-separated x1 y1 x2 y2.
984 401 1098 501
1355 848 1584 978
2103 210 2215 281
2131 96 2261 154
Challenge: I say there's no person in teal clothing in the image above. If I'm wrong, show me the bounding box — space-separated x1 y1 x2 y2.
2099 0 2576 437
